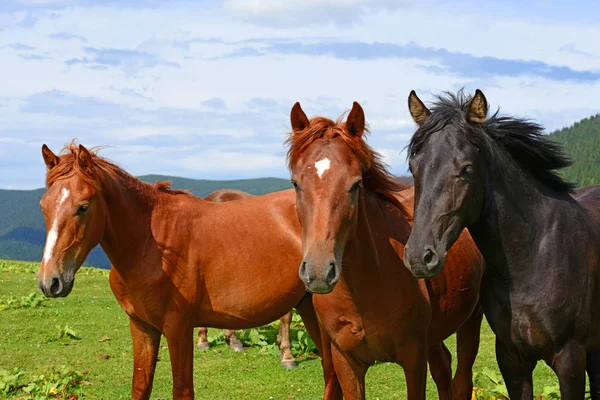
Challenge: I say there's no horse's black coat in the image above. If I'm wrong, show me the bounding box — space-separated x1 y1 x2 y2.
405 89 600 399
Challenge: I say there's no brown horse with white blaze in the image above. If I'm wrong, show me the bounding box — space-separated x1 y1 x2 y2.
287 102 484 399
36 142 338 399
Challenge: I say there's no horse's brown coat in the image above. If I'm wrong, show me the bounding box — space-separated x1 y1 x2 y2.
287 103 484 400
37 142 336 399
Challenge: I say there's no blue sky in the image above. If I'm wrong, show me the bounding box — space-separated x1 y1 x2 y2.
1 0 599 189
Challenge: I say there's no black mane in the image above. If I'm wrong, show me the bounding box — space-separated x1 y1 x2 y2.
407 89 576 193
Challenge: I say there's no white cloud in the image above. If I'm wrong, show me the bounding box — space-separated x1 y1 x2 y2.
224 0 410 16
1 0 599 189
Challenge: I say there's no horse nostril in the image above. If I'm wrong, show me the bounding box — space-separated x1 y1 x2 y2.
423 249 434 264
326 262 337 285
422 247 439 268
50 277 62 296
299 261 311 283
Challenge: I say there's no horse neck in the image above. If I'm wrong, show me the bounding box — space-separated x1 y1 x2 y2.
97 172 154 278
340 190 385 286
469 140 576 278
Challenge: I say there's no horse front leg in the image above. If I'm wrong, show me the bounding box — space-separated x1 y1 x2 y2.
399 338 428 400
453 301 483 399
277 310 296 369
165 323 195 399
549 340 586 400
295 297 342 399
495 338 536 400
130 317 161 400
428 343 452 400
587 350 600 400
331 345 367 400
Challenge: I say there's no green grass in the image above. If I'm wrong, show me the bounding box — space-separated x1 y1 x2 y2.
0 259 567 399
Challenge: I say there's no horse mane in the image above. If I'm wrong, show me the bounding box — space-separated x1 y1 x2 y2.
407 89 575 193
46 140 190 199
285 114 413 214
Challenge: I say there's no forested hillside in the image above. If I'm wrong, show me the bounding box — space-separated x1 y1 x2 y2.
549 113 600 186
0 176 290 268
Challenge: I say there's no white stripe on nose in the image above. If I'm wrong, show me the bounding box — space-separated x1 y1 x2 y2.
42 188 70 267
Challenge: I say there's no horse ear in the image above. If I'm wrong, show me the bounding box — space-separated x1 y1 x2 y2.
408 90 430 126
76 145 95 176
42 144 60 170
290 102 309 133
346 101 365 137
467 89 488 124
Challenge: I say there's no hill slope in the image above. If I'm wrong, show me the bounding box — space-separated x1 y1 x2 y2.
0 176 290 268
549 113 600 186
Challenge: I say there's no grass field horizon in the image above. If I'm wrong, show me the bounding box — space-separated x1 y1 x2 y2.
1 259 573 399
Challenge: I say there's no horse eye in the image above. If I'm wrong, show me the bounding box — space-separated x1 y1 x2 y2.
76 204 89 216
349 180 362 193
408 159 416 174
291 180 300 192
459 165 473 176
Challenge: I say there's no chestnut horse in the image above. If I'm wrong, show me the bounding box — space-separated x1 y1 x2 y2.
405 89 600 399
196 189 297 369
286 102 484 399
36 142 337 399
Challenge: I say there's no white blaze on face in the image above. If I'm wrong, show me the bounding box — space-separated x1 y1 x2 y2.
315 158 331 179
42 188 70 265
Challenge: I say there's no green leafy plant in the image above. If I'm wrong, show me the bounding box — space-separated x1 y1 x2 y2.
0 366 83 398
0 292 47 311
208 330 226 347
540 383 561 399
472 368 509 399
0 368 25 394
291 330 317 357
46 324 81 342
240 328 268 348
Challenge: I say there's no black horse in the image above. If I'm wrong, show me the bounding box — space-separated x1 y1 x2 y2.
403 89 600 399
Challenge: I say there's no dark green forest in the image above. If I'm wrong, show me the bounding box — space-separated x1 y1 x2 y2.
1 112 598 268
0 176 290 268
549 113 600 186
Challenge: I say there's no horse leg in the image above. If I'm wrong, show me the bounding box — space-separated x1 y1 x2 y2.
587 350 600 400
495 338 536 400
399 339 428 400
197 327 210 351
428 343 452 400
130 317 161 400
321 327 342 400
453 302 483 399
225 329 244 352
277 310 296 369
549 340 586 399
295 297 342 400
331 345 367 400
165 324 195 400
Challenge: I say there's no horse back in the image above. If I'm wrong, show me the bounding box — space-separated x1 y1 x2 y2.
574 185 600 348
204 189 252 202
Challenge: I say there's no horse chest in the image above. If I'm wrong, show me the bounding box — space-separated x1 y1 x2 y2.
483 283 568 356
328 315 403 363
330 316 367 352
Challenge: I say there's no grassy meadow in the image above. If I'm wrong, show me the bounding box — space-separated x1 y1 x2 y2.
0 259 570 399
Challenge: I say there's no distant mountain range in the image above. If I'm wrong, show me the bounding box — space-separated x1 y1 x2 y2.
1 112 598 268
0 176 290 269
